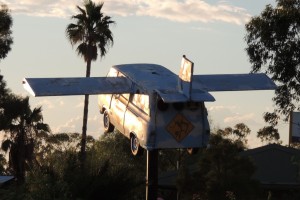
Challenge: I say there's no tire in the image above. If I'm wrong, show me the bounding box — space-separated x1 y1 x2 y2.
103 110 114 133
130 134 143 156
187 148 199 155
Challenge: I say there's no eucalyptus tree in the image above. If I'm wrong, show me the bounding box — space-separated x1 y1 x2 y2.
257 126 281 144
217 123 251 146
66 0 114 163
0 96 50 183
0 4 13 61
177 133 259 200
245 0 300 124
0 3 13 103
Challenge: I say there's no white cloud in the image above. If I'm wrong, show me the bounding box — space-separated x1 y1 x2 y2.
5 0 250 25
34 98 65 109
75 101 84 108
207 104 263 128
52 113 103 139
3 0 75 18
224 113 255 124
133 0 250 25
89 114 99 122
87 114 104 139
208 105 238 112
34 99 55 109
53 115 81 133
208 104 268 148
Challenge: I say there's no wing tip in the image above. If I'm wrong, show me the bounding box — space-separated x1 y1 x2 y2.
22 78 37 97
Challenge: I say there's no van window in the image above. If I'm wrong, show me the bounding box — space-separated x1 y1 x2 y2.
132 94 150 115
107 68 118 77
117 72 130 100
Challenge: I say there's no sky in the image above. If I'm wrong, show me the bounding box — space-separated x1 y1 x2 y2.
0 0 287 148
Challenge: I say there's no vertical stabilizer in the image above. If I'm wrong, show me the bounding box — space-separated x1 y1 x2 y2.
178 55 194 100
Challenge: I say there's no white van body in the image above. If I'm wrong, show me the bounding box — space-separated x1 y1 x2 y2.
98 64 211 153
22 56 276 155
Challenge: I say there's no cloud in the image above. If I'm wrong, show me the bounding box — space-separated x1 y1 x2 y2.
34 99 55 109
207 104 263 128
75 101 84 108
52 114 103 139
224 113 255 124
53 115 81 133
34 98 65 109
3 0 76 18
132 0 250 25
5 0 250 25
208 105 238 112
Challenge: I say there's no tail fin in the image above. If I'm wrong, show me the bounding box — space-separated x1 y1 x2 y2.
178 55 194 100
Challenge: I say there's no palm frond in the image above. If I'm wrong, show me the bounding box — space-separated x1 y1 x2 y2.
66 1 115 61
30 106 43 123
72 13 87 25
76 5 86 16
76 42 88 59
36 123 51 133
66 23 84 45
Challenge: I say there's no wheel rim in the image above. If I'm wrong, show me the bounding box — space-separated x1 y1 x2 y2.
131 136 139 155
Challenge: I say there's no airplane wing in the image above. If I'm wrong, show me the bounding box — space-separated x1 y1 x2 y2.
22 77 133 97
193 73 276 92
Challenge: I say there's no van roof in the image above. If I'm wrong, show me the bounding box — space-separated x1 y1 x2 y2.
113 64 178 92
113 64 215 102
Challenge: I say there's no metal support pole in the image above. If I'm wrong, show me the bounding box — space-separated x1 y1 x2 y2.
146 149 158 200
289 111 293 146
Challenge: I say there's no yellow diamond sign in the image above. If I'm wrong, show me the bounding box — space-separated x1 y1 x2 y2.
166 114 194 142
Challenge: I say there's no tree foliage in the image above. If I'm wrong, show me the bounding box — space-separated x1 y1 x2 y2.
15 132 145 200
257 126 281 144
0 4 13 61
0 3 12 105
245 0 300 120
177 133 259 200
217 123 251 146
0 96 50 183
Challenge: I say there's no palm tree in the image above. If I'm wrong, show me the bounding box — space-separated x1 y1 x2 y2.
66 0 114 164
0 96 50 183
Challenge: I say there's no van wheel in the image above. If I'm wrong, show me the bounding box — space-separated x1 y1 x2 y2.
131 135 143 156
103 110 114 133
187 148 199 155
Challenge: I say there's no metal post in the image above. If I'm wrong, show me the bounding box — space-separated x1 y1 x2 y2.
289 111 293 146
146 149 158 200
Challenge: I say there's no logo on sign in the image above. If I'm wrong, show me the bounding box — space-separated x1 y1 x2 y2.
166 114 194 142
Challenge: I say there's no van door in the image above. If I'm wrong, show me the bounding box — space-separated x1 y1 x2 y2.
107 70 131 135
123 93 150 146
109 93 129 134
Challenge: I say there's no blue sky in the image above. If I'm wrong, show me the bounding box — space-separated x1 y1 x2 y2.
1 0 286 147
